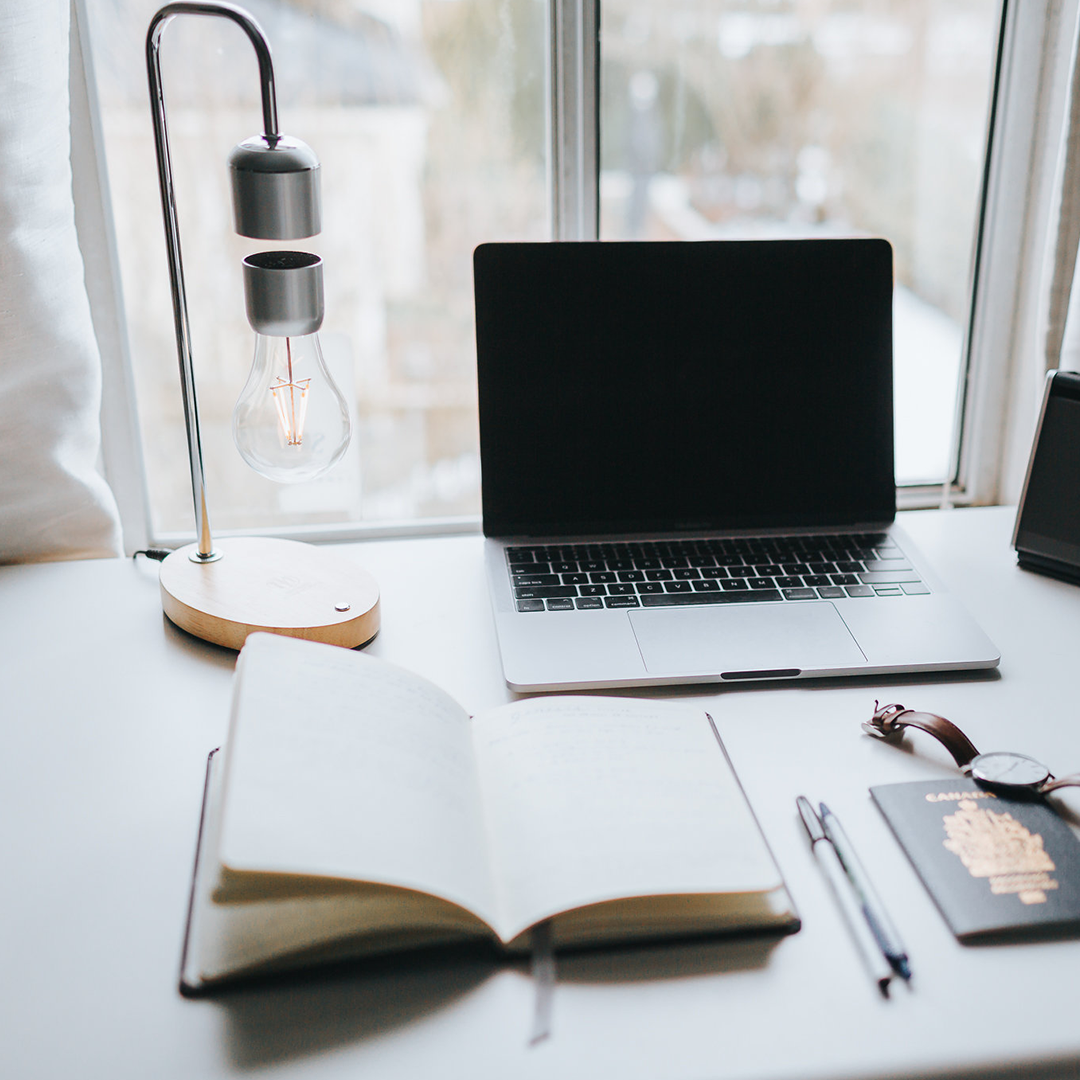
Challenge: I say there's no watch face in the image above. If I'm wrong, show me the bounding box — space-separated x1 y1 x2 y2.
970 751 1050 789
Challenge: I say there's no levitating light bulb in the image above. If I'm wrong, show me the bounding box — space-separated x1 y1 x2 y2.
233 330 349 481
233 251 350 483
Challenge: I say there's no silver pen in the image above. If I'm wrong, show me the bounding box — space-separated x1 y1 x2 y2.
819 802 911 980
797 796 893 995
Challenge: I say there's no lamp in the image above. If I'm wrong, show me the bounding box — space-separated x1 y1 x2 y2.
146 1 379 651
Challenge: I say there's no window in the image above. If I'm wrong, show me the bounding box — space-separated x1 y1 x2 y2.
599 0 1001 487
84 0 547 539
80 0 1055 544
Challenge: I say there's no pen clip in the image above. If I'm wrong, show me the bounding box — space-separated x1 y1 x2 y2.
796 795 826 843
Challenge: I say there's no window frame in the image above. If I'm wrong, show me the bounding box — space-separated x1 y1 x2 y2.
74 0 1069 551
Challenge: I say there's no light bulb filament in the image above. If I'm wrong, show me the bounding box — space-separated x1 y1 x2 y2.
270 376 310 445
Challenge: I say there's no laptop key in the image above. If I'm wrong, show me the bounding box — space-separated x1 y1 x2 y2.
512 574 561 587
605 595 640 608
562 573 589 585
516 600 545 612
513 562 550 575
514 585 578 599
637 582 665 594
833 561 863 574
862 559 912 573
575 597 604 609
845 585 875 597
783 588 817 600
859 571 921 585
816 586 846 599
579 584 606 596
608 583 637 595
901 581 931 595
665 581 693 592
748 578 775 589
641 588 782 607
546 598 575 610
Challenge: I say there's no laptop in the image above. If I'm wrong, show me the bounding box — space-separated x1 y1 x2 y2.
474 239 999 692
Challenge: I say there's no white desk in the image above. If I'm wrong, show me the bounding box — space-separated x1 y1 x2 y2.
3 506 1080 1080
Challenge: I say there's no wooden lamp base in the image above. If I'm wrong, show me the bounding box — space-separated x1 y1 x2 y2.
159 536 380 651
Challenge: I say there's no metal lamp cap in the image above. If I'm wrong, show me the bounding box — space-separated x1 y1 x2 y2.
242 251 324 337
228 135 321 240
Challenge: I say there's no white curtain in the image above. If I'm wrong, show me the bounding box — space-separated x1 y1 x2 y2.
0 0 122 562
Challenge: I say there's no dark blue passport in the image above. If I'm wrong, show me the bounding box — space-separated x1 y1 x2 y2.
871 778 1080 941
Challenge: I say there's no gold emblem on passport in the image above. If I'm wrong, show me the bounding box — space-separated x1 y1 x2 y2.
941 798 1058 905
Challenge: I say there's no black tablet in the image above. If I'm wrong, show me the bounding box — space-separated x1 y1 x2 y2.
1013 370 1080 583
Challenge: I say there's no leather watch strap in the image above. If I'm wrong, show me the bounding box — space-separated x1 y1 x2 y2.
863 702 981 768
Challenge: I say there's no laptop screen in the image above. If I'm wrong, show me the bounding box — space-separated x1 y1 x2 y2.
475 239 896 538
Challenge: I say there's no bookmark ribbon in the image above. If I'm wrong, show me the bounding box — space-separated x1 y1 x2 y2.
528 919 555 1046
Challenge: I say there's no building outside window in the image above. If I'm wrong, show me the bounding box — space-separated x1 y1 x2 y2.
82 0 1005 543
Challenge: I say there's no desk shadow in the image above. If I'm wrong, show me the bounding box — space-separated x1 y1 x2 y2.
211 944 499 1071
554 929 785 985
209 931 784 1069
161 613 239 670
561 666 1001 705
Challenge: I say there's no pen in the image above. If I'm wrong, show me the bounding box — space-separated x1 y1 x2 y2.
796 796 893 995
819 801 911 981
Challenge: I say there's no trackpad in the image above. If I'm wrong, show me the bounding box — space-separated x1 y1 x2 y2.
629 602 866 676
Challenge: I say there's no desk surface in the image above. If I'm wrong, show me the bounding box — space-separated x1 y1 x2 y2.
3 506 1080 1080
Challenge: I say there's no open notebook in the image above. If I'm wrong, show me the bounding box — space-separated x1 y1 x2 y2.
180 634 798 991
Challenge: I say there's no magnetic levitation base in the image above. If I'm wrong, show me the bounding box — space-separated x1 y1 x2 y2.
159 536 380 651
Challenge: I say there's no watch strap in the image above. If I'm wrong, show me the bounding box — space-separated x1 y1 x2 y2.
863 702 981 768
1041 773 1080 793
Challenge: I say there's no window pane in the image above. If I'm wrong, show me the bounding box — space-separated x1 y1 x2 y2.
86 0 547 535
600 0 1000 485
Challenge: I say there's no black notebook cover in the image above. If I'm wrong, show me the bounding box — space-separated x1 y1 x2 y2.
871 779 1080 941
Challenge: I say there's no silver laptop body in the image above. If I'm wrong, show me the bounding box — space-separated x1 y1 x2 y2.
475 240 999 692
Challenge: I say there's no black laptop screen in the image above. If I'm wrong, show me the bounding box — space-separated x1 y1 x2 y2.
475 239 896 538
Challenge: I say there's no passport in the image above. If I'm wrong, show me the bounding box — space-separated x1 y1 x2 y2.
871 778 1080 941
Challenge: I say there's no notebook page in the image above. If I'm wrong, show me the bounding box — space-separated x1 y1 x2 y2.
470 696 783 942
215 635 498 925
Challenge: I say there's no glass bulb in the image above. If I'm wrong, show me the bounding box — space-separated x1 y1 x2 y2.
232 331 350 483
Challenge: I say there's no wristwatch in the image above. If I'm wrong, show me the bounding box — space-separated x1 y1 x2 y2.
862 702 1080 796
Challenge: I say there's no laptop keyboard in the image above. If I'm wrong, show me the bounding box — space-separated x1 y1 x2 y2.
507 533 929 612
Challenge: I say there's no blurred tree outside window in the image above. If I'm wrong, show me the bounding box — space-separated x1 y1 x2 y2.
600 0 999 485
86 0 547 535
86 0 1000 538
